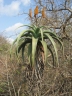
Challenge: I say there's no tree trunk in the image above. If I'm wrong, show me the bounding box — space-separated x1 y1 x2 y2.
25 44 44 96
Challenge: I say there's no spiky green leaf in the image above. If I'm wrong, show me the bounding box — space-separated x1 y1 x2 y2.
32 37 38 66
44 33 59 66
28 43 32 64
40 40 48 64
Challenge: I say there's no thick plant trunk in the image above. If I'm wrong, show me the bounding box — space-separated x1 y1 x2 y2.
25 44 44 96
25 43 44 96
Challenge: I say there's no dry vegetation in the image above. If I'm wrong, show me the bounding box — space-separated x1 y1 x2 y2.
0 0 72 96
0 32 72 96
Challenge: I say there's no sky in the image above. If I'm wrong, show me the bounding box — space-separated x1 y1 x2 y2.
0 0 35 43
1 0 72 43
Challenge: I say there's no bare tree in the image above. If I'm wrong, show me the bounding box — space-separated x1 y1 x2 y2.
31 0 72 38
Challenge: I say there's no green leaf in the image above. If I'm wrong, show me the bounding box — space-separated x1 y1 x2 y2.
15 24 35 31
12 38 17 45
22 46 24 61
28 43 32 64
32 37 38 66
10 25 63 68
24 25 36 31
43 30 57 37
40 40 48 64
52 36 64 56
16 30 34 44
44 33 59 67
35 28 40 36
19 40 31 61
18 39 31 53
40 28 43 41
16 30 34 54
52 36 63 49
21 32 32 37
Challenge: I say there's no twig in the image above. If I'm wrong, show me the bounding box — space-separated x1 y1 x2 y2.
5 55 12 96
18 86 21 96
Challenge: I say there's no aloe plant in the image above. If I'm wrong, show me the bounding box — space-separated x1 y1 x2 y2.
11 25 63 78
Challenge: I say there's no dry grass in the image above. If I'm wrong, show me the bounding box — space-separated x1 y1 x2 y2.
0 35 72 96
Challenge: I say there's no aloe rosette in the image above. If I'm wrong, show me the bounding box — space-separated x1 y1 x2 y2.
11 25 63 67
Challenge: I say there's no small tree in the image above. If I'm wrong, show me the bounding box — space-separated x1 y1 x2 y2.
11 6 63 96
